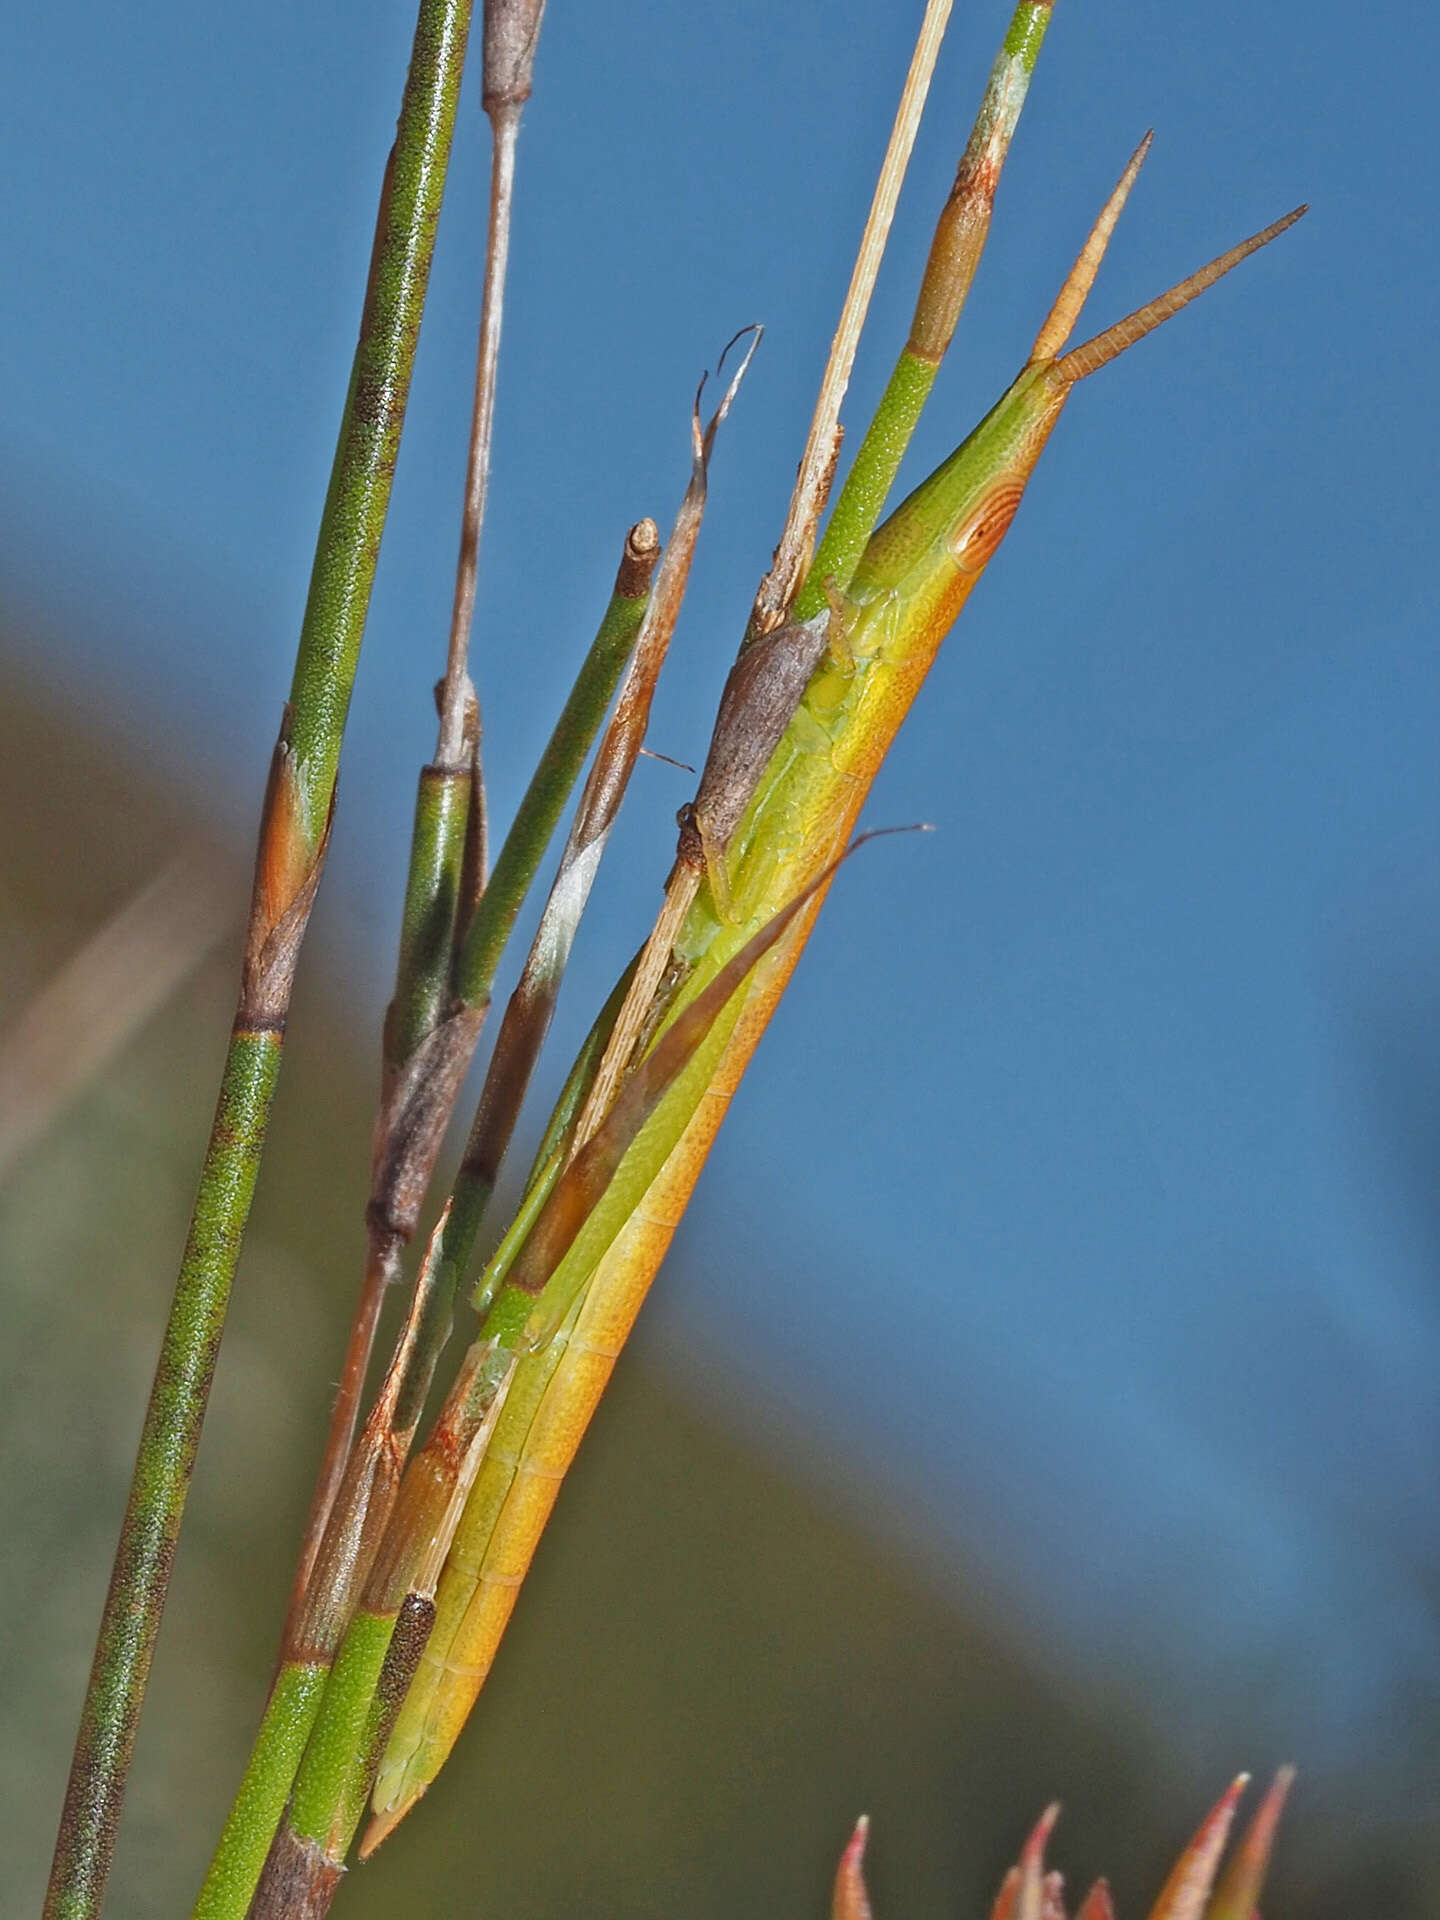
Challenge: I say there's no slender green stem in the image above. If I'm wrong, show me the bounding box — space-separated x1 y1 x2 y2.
47 1034 278 1920
452 562 657 1011
388 760 476 1070
190 1664 331 1920
792 349 938 619
744 0 954 643
435 0 551 761
193 1209 449 1920
437 950 634 1323
283 0 478 850
252 1345 516 1915
395 952 637 1451
793 0 1054 620
286 1612 402 1859
43 8 474 1917
191 514 649 1920
240 948 652 1906
282 743 475 1620
288 0 552 1634
390 529 659 1444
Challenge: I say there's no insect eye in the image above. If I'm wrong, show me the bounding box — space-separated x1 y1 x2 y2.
951 480 1023 572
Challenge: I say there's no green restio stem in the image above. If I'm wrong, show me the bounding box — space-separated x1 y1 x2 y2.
388 764 473 1068
454 952 638 1316
376 577 656 1427
273 1341 512 1882
333 1596 439 1862
193 1223 451 1920
43 6 475 1918
264 947 678 1881
46 1035 278 1920
453 572 653 1010
269 1608 417 1881
793 351 937 620
190 1663 329 1920
393 951 636 1438
192 567 646 1917
387 554 655 1430
219 558 653 1911
794 0 1054 620
287 1611 400 1854
284 0 477 850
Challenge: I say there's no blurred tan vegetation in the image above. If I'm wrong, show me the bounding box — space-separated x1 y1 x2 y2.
2 656 1432 1917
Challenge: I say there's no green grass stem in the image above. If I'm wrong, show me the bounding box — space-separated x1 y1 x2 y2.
794 0 1054 619
452 555 657 1011
190 1662 330 1920
387 763 475 1071
43 6 475 1916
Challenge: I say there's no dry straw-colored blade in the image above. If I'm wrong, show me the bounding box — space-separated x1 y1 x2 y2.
750 0 955 637
436 0 550 764
0 839 236 1178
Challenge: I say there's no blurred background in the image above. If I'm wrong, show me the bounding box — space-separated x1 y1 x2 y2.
2 1 1436 1913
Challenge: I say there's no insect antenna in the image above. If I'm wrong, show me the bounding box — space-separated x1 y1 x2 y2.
1030 129 1153 362
1056 204 1307 382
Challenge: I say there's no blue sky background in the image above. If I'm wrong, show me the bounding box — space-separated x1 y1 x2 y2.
2 0 1435 1833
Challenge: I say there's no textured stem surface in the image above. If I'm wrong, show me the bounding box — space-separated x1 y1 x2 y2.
794 0 1054 620
44 6 475 1916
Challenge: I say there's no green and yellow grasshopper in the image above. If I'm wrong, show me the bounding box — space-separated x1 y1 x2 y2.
364 143 1304 1856
188 6 1305 1910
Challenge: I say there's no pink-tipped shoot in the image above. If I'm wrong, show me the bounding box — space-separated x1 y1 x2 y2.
1075 1879 1117 1920
1018 1804 1063 1920
1146 1775 1250 1920
1205 1767 1296 1920
831 1814 875 1920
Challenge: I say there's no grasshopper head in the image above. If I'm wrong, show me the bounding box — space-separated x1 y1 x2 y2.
852 135 1304 609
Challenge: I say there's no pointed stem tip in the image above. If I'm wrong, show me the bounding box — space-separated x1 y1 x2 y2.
1146 1773 1249 1920
1206 1765 1296 1920
1016 1803 1061 1920
832 1815 874 1920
